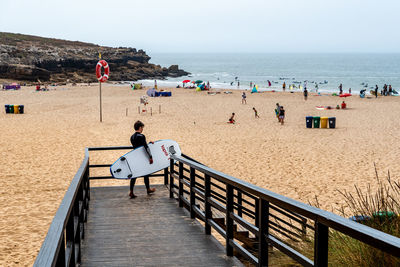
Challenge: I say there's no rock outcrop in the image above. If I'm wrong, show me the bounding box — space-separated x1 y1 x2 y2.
0 32 189 83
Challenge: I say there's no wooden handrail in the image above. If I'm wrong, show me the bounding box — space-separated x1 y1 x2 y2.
171 154 400 264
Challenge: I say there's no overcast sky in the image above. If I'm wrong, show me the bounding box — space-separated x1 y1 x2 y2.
1 0 399 53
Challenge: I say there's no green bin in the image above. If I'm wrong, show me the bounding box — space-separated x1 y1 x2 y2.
313 116 320 128
9 105 14 114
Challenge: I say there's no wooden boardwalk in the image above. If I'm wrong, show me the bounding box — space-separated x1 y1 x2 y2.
81 185 243 267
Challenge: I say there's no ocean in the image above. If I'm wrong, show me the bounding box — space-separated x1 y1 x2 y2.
137 53 400 93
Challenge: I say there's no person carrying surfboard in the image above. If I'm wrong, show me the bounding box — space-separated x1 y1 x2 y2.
129 120 156 199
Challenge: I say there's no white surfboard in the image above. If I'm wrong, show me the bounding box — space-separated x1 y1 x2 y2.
110 139 181 179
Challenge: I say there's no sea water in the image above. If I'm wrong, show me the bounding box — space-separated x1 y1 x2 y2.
137 53 400 93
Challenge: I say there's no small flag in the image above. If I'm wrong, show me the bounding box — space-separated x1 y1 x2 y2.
99 52 102 59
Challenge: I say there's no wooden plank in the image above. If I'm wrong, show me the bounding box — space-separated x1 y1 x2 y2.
81 185 242 267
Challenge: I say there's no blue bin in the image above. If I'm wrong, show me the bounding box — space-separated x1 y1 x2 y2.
18 105 24 114
329 117 336 128
306 116 313 128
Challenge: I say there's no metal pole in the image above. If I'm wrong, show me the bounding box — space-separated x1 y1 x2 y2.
99 82 102 122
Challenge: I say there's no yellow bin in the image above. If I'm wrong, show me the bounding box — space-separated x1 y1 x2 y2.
321 117 328 128
14 105 19 114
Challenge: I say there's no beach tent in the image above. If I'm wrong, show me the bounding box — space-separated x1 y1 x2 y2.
182 80 190 83
195 80 203 84
147 88 156 97
251 86 258 93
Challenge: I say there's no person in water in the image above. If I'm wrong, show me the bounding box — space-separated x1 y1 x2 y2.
228 113 235 124
253 107 260 118
129 120 156 199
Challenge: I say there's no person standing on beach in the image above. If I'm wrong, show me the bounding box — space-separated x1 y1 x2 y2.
253 107 260 118
278 106 285 125
237 81 240 88
129 121 156 199
242 92 247 104
303 88 308 100
339 83 343 95
375 85 378 98
282 82 286 92
250 82 253 90
389 85 393 95
275 103 280 121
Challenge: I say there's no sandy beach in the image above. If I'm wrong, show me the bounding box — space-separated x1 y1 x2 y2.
1 83 400 266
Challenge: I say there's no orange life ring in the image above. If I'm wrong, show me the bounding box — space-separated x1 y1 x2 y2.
96 60 110 82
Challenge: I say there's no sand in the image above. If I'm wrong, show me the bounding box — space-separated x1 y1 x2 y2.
1 84 399 266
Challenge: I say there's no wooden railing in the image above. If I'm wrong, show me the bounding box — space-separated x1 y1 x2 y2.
34 148 90 267
169 154 400 267
34 146 400 267
34 146 167 267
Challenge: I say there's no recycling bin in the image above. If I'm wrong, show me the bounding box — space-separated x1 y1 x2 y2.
9 105 14 114
306 116 313 128
5 105 9 113
18 105 24 114
14 105 19 114
329 117 336 128
313 116 320 128
321 117 328 128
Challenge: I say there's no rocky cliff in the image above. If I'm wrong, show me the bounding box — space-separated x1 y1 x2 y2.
0 32 189 83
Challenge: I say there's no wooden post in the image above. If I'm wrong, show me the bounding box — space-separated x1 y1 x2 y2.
159 105 161 114
126 108 128 117
226 184 234 256
99 82 102 122
151 107 152 116
178 162 184 207
190 167 196 219
163 167 168 185
204 174 211 235
314 221 329 267
258 199 269 266
169 159 174 198
138 106 140 114
237 190 243 217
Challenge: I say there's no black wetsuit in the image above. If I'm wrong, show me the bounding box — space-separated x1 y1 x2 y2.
130 132 152 191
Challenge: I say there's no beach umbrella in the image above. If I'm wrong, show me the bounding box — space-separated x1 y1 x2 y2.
182 80 191 83
195 80 203 84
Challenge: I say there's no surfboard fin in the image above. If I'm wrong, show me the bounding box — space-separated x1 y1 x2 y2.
127 174 132 178
114 168 121 173
121 157 126 161
168 146 176 155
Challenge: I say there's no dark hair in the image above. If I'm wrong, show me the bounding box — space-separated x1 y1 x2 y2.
232 113 235 115
134 120 144 130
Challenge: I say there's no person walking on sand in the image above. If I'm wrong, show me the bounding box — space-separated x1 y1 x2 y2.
375 85 378 98
253 107 260 118
228 113 236 124
129 121 156 199
278 106 285 125
303 88 308 101
282 82 286 92
242 92 247 104
275 103 280 121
